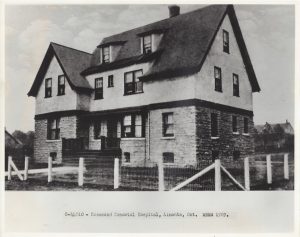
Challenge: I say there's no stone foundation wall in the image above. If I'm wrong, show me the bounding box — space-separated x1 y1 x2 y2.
196 106 254 165
34 116 77 163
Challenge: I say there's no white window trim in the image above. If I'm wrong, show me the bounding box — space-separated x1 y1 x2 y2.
161 136 175 140
121 137 146 141
46 139 61 142
232 132 239 135
211 137 220 140
242 133 250 136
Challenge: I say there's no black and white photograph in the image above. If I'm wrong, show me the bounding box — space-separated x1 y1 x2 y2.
1 2 298 235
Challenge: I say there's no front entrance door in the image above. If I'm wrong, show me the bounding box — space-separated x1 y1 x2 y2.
107 118 118 138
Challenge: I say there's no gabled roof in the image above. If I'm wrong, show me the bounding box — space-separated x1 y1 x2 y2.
86 4 260 92
255 121 294 135
28 43 93 97
5 130 23 148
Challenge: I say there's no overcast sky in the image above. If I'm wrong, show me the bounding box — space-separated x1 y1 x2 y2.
5 4 295 133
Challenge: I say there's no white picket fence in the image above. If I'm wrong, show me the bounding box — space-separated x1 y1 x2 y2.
6 153 291 191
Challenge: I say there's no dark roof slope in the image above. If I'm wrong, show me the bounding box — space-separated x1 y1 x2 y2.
86 4 260 92
5 130 23 148
255 121 294 135
28 43 92 97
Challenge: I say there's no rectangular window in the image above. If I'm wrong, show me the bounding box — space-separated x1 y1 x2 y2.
232 116 238 133
214 66 222 92
124 152 130 163
233 73 239 97
162 113 174 137
142 35 152 54
94 121 101 139
211 113 219 137
102 46 110 63
123 115 132 137
233 150 240 160
45 78 52 98
212 150 219 162
47 118 60 140
124 69 143 95
244 117 249 134
121 114 145 138
223 29 229 53
50 152 57 161
108 75 114 87
163 152 174 163
57 75 65 96
95 78 103 100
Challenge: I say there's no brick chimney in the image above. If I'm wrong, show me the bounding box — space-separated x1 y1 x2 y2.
168 5 180 18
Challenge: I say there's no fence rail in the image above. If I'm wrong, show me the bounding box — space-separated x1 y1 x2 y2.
5 153 292 191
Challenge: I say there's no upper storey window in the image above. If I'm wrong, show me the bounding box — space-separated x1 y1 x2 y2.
214 66 222 92
223 30 229 53
95 77 103 100
142 35 152 54
233 73 239 97
45 78 52 98
102 46 110 63
124 69 143 95
57 75 65 96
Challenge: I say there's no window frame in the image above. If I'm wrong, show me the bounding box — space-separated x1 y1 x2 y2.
57 75 65 96
124 152 130 163
142 35 152 54
233 150 240 161
214 66 222 92
163 152 175 163
45 78 52 98
233 73 240 97
108 75 114 88
162 112 174 137
223 29 229 53
211 113 219 138
243 117 249 134
102 46 110 64
47 118 60 140
94 77 103 100
232 115 238 133
121 113 145 138
124 69 143 95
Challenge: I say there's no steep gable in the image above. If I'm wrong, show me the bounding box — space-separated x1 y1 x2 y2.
28 43 92 97
85 5 260 92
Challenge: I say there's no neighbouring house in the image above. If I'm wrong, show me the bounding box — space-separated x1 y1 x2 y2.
28 5 260 167
5 129 24 170
254 120 294 152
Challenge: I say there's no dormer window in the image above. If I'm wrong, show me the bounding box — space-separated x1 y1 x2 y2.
102 46 110 63
142 35 152 54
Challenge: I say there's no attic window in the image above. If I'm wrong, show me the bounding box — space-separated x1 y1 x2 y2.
223 30 229 53
233 73 239 97
102 46 110 63
142 35 152 54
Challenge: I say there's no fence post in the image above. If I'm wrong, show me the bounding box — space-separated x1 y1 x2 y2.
48 156 52 183
215 159 221 191
284 153 289 180
78 157 84 186
24 156 29 181
158 159 164 191
266 154 272 184
8 156 12 181
244 157 250 191
114 158 119 189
